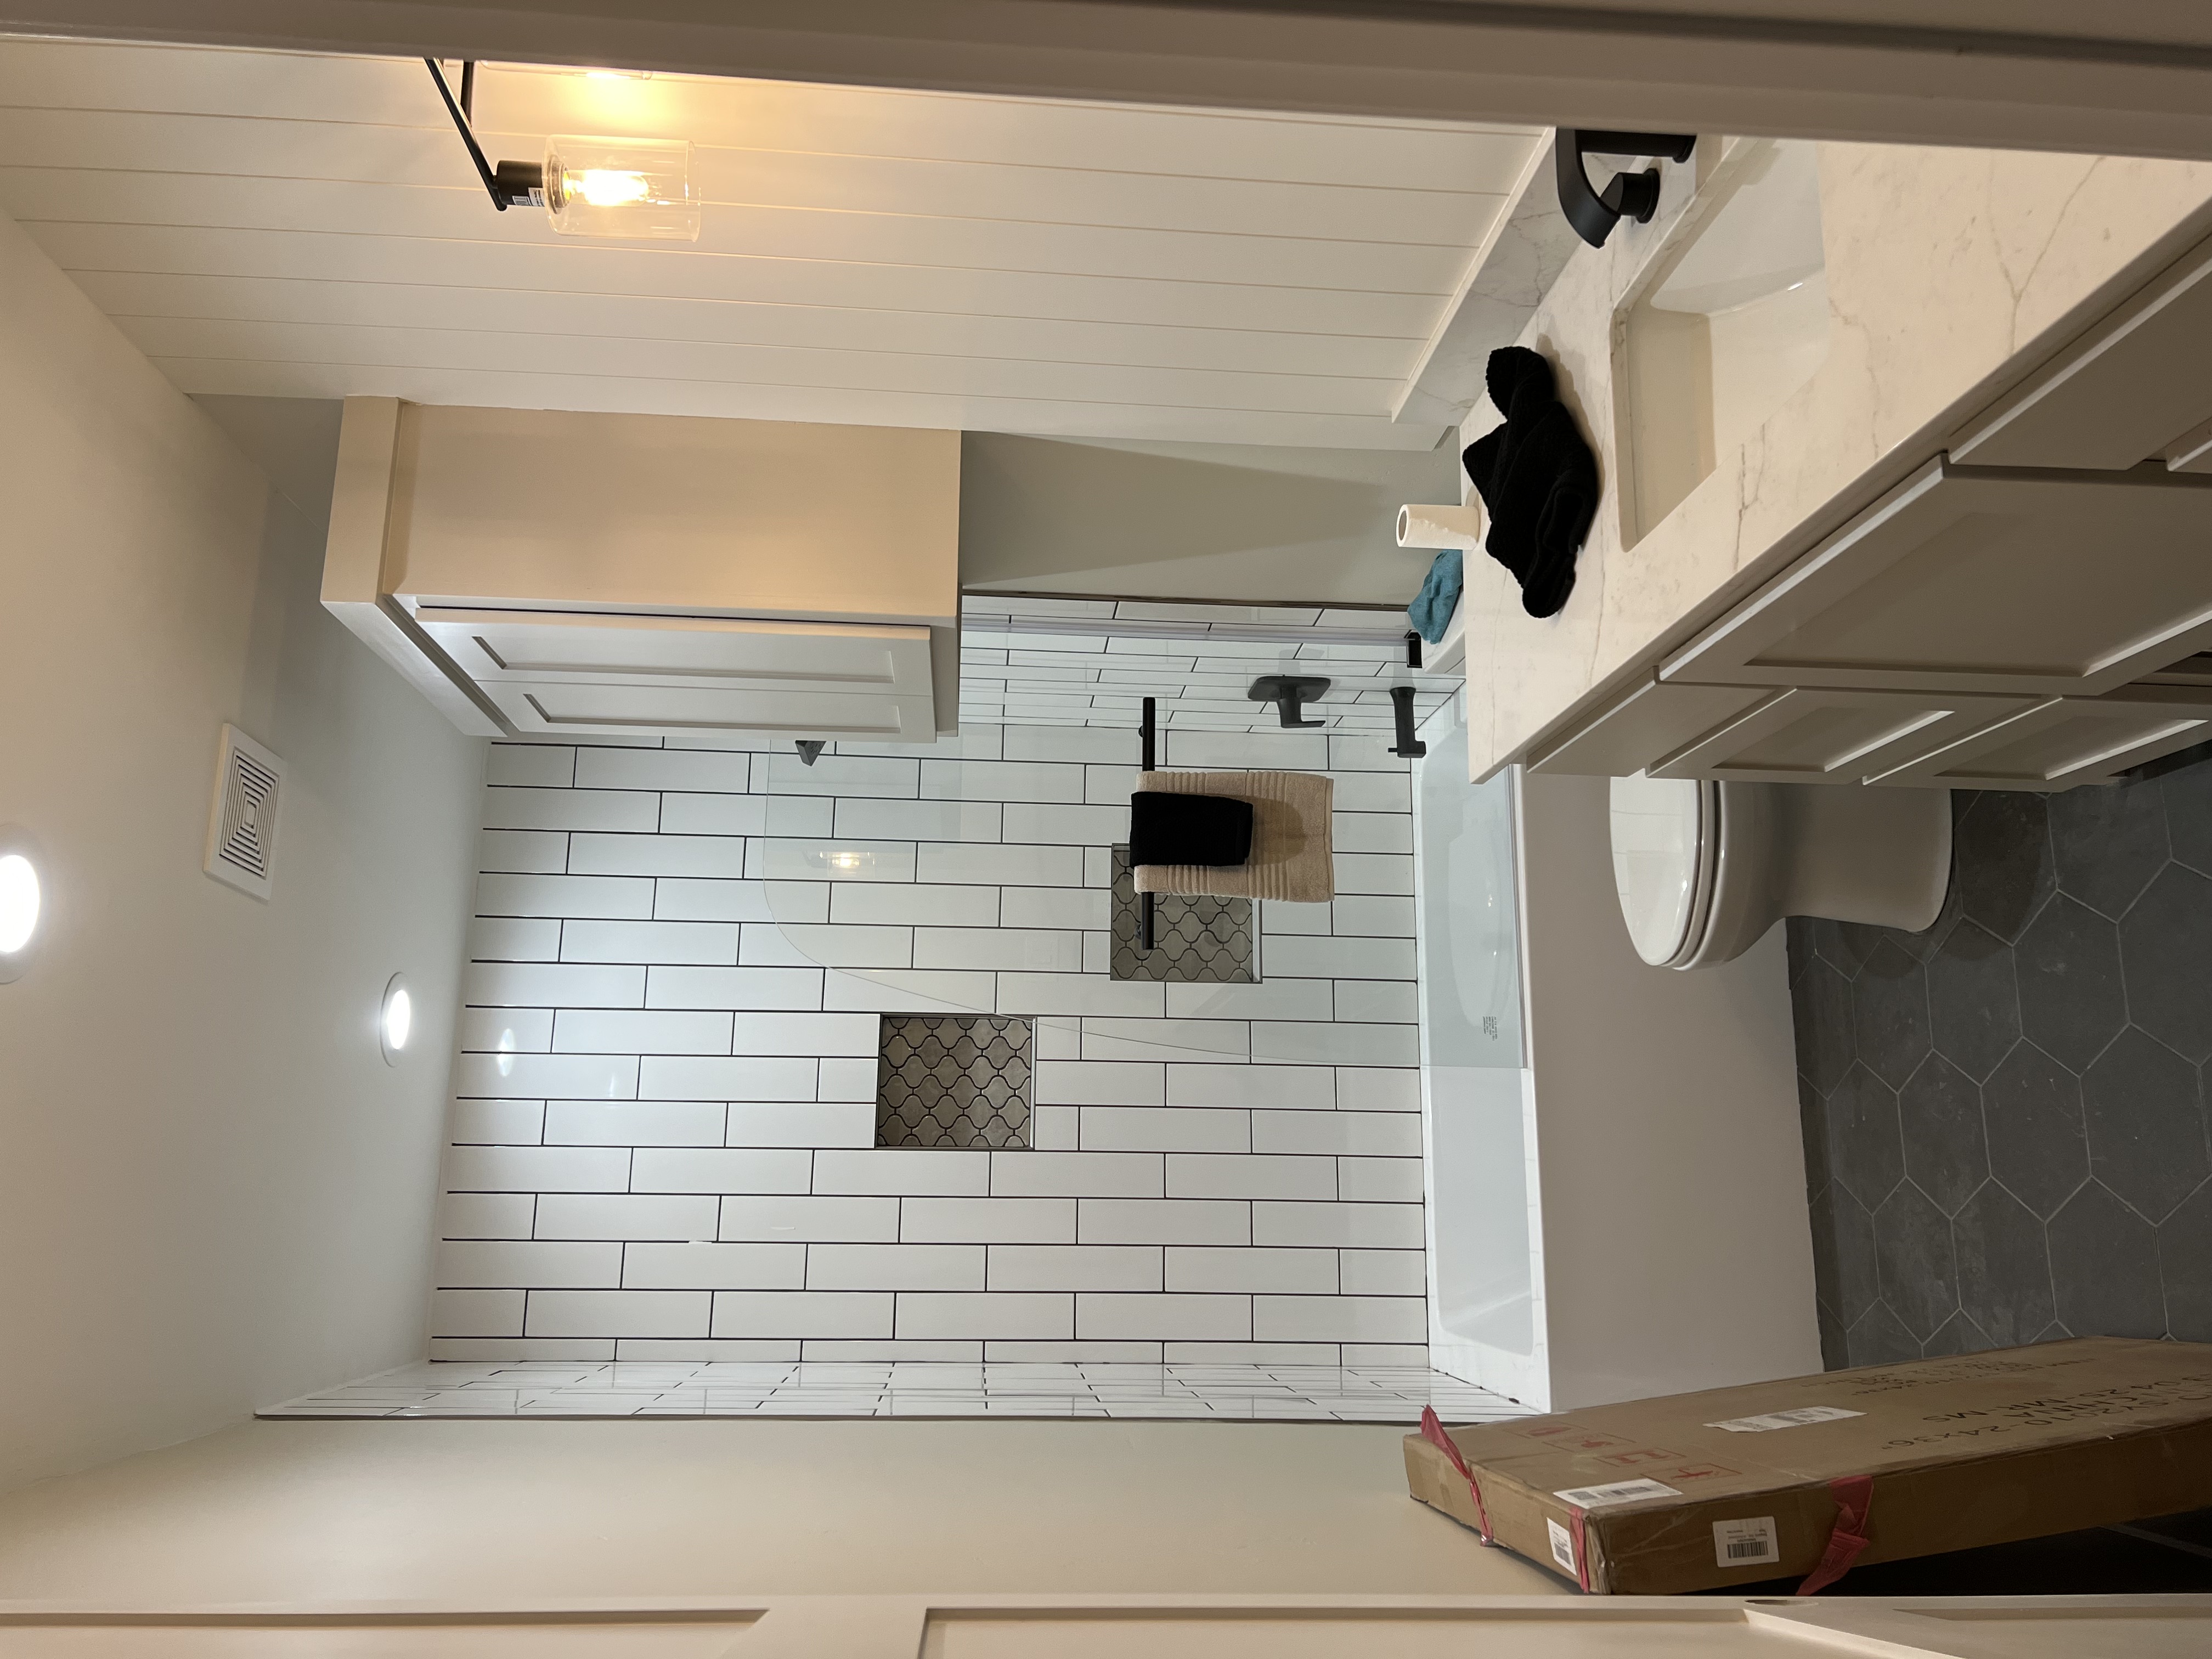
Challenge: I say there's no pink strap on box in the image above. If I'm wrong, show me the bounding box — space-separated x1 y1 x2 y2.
1418 1406 1495 1545
1568 1505 1593 1593
1796 1474 1875 1595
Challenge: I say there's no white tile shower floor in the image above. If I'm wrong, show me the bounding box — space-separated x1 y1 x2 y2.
261 1362 1531 1424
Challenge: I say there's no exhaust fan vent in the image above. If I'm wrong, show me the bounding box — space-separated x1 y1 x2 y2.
204 724 284 900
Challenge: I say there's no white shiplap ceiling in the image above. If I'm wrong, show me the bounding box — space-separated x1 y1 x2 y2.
0 38 1545 448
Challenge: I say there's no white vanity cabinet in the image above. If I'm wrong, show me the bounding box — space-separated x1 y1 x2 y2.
321 398 961 743
1661 458 2212 700
1534 454 2212 789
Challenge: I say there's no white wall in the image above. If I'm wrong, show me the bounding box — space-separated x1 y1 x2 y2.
0 1417 1565 1603
439 723 1429 1364
0 206 485 1493
1517 773 1823 1408
958 433 1454 605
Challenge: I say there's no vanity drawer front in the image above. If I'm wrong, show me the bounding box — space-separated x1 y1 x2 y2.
1527 679 1776 777
1662 458 2212 698
1953 235 2212 472
1867 690 2212 789
1649 687 2037 785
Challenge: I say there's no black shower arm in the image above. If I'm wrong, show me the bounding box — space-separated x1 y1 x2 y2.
1557 129 1696 249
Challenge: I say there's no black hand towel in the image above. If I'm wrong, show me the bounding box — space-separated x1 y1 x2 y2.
1462 346 1600 619
1128 791 1254 868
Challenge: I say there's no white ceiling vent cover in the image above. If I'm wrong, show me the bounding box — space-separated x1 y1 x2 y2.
204 724 284 900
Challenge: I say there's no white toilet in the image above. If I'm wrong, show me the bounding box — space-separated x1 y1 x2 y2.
1608 776 1953 969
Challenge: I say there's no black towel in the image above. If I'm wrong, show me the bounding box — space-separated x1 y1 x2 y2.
1128 791 1254 867
1462 346 1600 619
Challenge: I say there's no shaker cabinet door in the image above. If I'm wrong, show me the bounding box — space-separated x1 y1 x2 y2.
1649 686 2036 785
1662 459 2212 698
1868 690 2212 789
413 606 938 738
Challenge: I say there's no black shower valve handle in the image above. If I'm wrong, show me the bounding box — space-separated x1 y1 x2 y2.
1558 129 1697 249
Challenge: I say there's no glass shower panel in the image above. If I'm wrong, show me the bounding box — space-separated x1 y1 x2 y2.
1417 698 1538 1365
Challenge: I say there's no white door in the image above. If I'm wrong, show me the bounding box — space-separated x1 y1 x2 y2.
413 608 935 738
1662 458 2212 698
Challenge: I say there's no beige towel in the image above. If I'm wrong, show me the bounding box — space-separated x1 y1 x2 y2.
1131 769 1335 902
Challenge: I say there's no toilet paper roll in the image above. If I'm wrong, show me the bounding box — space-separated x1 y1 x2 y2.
1397 501 1485 550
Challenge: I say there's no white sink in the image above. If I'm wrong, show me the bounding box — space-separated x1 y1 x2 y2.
1615 139 1830 544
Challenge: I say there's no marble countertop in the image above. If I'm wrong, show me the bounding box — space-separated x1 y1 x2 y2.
1457 141 2212 781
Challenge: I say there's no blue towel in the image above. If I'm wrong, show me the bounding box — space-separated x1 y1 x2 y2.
1408 548 1462 644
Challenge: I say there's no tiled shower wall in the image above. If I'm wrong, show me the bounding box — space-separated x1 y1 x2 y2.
433 724 1427 1364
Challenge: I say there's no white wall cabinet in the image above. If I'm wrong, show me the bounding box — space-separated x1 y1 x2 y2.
322 398 962 744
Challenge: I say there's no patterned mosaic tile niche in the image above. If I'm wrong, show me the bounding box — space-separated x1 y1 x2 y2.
1108 846 1257 983
876 1015 1035 1149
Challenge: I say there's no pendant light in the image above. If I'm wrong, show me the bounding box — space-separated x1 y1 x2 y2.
425 59 701 242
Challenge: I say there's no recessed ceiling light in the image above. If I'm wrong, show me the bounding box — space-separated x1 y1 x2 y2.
381 974 413 1065
0 828 43 983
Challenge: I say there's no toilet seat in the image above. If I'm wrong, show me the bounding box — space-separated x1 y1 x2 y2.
1608 774 1953 970
1608 775 1722 969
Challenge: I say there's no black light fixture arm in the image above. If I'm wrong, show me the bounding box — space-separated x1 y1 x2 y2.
1557 129 1696 249
425 58 546 212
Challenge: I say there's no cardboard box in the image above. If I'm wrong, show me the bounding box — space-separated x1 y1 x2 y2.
1404 1337 2212 1594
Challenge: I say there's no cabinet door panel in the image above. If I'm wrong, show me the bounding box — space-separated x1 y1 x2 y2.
1651 687 2036 785
1662 459 2212 697
416 607 934 695
482 679 928 740
1869 691 2212 789
1528 678 1776 777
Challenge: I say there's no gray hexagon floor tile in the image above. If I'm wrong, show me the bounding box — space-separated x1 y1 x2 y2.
2159 1180 2212 1342
1794 757 2212 1369
1810 1183 1880 1327
1825 1064 1906 1210
1872 1182 1959 1340
2046 1182 2166 1338
2161 758 2212 876
1845 1301 1922 1364
2047 775 2170 919
1981 1040 2091 1219
2117 862 2212 1064
1952 1181 2056 1346
1797 1071 1832 1197
1954 792 2056 944
1919 1307 1993 1358
1923 919 2019 1083
1850 939 1932 1088
2014 895 2127 1073
1897 1053 1988 1216
2081 1027 2210 1223
1792 956 1856 1097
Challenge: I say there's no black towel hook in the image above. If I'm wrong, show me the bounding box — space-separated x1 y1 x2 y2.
1556 129 1696 249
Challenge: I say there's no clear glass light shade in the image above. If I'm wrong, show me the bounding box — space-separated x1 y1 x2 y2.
544 134 700 241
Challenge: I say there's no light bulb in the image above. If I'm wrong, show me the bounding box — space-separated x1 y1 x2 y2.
542 134 699 241
0 853 38 953
381 974 413 1065
573 168 650 208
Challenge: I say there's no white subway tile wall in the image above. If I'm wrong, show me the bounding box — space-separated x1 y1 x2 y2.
438 721 1424 1364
